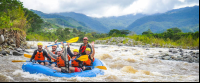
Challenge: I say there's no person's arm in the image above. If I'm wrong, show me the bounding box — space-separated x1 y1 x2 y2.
45 46 57 59
90 41 95 59
61 42 66 59
43 50 51 61
88 44 93 55
55 39 58 44
67 43 74 58
30 50 37 62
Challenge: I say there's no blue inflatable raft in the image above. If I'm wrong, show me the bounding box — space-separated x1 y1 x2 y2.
22 58 104 78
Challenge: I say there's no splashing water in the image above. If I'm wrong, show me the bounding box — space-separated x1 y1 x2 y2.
0 41 199 82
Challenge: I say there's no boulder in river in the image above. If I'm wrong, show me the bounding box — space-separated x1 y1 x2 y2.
12 50 24 56
118 43 124 46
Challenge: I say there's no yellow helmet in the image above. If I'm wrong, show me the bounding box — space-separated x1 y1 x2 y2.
73 49 79 53
86 48 91 52
37 42 43 46
60 45 63 48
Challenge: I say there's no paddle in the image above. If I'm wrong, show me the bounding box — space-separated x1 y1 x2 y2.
47 37 79 47
94 66 107 70
12 60 51 62
24 54 88 61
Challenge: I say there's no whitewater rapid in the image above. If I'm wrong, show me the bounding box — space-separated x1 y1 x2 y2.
0 41 199 82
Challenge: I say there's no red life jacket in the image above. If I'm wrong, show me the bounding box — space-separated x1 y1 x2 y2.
56 55 66 68
83 55 94 66
81 46 86 53
34 50 45 61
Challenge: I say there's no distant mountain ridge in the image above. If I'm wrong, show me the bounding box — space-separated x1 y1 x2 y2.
126 6 199 34
30 9 95 32
93 14 147 30
31 6 199 34
54 12 110 33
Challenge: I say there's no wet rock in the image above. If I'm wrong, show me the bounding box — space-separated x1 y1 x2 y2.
0 35 5 44
172 50 178 54
10 44 16 47
180 52 184 56
12 50 24 56
30 46 37 49
163 54 169 56
4 49 10 54
15 48 23 52
1 50 7 55
163 56 171 60
169 48 173 52
179 49 183 52
147 55 154 58
118 43 124 46
146 48 150 50
176 56 183 60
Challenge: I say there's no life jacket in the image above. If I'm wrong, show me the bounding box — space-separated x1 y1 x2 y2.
83 55 94 66
71 56 82 67
81 45 86 53
34 50 45 61
47 51 57 62
56 55 66 68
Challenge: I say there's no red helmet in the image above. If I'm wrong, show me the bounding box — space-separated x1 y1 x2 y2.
83 37 88 40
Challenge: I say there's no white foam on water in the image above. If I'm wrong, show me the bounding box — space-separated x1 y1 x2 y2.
1 41 198 82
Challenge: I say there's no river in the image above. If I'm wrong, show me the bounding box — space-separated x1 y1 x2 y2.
0 41 199 82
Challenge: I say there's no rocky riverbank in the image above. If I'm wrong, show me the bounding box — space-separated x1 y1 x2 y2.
95 37 199 49
95 37 199 63
0 30 27 57
147 48 199 63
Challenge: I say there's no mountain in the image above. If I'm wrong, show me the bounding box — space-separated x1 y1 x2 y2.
54 12 110 33
126 6 199 34
93 14 146 30
30 9 95 32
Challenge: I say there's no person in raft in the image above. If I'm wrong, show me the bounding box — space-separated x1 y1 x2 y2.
45 42 91 73
45 39 68 66
83 41 95 66
30 42 52 66
79 37 93 55
67 43 92 73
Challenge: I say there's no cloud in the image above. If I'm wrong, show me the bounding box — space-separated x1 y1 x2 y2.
20 0 199 18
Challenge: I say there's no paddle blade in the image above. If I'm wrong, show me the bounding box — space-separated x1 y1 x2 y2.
95 66 107 70
77 55 88 61
24 54 32 58
66 37 79 43
12 60 27 62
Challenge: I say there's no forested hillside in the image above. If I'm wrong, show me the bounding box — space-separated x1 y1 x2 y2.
126 6 199 34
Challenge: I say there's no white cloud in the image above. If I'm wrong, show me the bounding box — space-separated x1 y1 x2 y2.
20 0 199 18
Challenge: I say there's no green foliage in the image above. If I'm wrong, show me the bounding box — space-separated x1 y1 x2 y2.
142 29 153 35
108 29 130 37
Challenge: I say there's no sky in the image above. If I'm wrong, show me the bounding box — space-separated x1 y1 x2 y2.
20 0 199 18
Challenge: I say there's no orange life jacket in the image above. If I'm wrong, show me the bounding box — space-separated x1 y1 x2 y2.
56 55 66 68
34 50 45 61
47 51 57 62
71 56 80 67
83 55 94 66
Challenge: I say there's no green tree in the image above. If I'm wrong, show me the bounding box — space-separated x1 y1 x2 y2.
171 27 182 33
108 29 121 36
142 29 153 35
